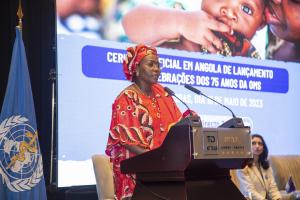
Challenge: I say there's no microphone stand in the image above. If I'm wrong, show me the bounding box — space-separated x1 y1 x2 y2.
184 84 244 128
49 68 56 186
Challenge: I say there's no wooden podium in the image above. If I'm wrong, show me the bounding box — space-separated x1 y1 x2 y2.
121 117 252 200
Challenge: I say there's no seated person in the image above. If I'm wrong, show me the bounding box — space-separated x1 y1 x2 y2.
105 44 191 200
237 134 282 200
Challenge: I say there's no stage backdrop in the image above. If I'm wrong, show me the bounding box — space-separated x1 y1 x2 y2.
56 0 300 187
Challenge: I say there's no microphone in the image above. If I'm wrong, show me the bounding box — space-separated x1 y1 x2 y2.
184 84 237 118
164 87 192 116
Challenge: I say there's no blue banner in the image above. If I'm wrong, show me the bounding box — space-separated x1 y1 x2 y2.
0 28 47 200
82 45 289 93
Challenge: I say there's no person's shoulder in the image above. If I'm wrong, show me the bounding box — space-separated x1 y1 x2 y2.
239 165 251 173
236 165 252 177
115 84 139 102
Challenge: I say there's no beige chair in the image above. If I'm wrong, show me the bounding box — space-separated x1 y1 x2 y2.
269 155 300 200
92 154 115 200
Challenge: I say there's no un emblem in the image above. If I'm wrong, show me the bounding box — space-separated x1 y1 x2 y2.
0 115 43 192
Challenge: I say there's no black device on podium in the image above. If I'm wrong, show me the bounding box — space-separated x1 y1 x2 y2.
121 116 252 200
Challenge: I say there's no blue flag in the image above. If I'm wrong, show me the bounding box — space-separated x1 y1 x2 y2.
0 28 47 200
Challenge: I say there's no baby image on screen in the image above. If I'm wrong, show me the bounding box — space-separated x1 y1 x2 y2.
122 0 266 58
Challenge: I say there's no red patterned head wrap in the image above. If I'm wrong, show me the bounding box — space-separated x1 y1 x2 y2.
123 44 158 81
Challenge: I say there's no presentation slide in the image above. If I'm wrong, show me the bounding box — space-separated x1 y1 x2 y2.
56 0 300 187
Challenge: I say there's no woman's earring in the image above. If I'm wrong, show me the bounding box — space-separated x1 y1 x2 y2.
136 71 140 77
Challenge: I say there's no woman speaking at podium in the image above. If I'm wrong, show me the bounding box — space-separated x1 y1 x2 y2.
105 44 187 200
